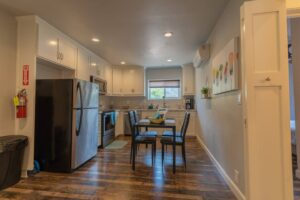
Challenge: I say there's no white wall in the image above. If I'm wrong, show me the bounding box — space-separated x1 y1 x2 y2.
195 0 245 194
36 60 75 79
0 7 17 136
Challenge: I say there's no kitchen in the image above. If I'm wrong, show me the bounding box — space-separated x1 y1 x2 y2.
5 12 200 177
0 0 278 199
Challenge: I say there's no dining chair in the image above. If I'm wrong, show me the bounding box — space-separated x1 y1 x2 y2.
133 110 157 149
160 112 190 169
128 111 157 170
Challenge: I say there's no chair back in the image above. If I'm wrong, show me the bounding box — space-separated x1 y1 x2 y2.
128 111 138 140
133 110 139 122
181 112 190 140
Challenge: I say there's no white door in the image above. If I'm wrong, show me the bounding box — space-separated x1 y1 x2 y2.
241 1 293 200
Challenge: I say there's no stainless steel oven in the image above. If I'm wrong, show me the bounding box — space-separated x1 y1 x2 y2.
101 111 116 148
90 76 107 95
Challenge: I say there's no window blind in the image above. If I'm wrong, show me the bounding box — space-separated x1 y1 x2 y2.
149 80 180 88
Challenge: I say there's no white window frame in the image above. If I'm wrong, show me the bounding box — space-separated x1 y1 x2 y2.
147 79 181 100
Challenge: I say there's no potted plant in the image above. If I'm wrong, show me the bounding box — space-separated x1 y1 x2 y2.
201 87 210 98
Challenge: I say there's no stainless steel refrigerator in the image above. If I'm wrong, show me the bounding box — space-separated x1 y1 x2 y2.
35 79 99 172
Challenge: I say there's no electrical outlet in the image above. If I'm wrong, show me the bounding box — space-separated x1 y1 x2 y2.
234 170 239 184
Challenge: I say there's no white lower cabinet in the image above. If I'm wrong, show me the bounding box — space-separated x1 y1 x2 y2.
115 111 124 136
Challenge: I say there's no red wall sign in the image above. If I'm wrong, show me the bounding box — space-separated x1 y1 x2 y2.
23 65 29 86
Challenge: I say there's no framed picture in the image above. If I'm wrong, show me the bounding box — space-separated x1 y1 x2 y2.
212 37 239 95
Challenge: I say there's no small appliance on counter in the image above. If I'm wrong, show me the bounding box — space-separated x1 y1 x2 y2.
185 97 195 110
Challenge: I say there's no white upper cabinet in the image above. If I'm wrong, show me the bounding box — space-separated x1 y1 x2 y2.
36 17 111 81
182 64 195 96
112 67 145 96
77 48 90 81
58 36 77 69
90 54 105 79
37 19 76 70
105 65 113 95
38 21 59 63
112 68 123 95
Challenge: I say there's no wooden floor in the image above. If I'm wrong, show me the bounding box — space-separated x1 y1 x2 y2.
0 136 236 200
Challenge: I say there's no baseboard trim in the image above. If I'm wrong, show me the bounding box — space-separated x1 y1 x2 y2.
196 136 246 200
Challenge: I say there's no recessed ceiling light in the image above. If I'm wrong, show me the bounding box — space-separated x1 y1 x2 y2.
164 32 173 37
91 62 97 67
120 61 126 65
167 59 172 62
92 38 100 42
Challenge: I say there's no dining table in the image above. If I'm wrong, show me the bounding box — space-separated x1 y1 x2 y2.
135 118 177 174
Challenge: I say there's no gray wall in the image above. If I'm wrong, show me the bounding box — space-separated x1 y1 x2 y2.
195 0 245 194
0 7 17 135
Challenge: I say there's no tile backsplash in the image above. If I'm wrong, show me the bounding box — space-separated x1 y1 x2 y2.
100 96 186 110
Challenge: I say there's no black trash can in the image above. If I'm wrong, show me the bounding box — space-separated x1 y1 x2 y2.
0 135 28 190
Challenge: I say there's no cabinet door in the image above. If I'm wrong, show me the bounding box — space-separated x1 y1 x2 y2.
134 68 145 96
122 69 135 95
182 65 195 95
186 113 195 136
59 37 77 69
115 111 124 136
38 21 59 63
77 48 90 81
105 65 113 95
112 68 123 95
91 55 105 79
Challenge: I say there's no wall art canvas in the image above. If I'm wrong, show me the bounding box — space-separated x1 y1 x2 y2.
212 37 239 95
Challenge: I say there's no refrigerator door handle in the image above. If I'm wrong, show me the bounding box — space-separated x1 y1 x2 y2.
76 82 83 136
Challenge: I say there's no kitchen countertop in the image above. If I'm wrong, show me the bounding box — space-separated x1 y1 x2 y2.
113 108 197 112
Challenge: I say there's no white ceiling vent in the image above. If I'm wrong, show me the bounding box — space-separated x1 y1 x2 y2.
193 44 210 68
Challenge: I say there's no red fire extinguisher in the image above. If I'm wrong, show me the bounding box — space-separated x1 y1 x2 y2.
14 89 27 118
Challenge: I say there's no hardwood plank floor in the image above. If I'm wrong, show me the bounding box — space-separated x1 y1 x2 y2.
0 136 237 200
293 154 300 200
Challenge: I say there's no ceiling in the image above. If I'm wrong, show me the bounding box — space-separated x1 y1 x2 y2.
0 0 229 67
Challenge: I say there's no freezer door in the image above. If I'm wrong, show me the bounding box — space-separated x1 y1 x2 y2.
74 79 99 109
72 108 98 169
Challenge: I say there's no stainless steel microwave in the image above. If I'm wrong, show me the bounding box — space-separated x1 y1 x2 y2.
90 76 107 95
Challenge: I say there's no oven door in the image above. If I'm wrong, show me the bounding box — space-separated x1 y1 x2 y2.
102 112 116 147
